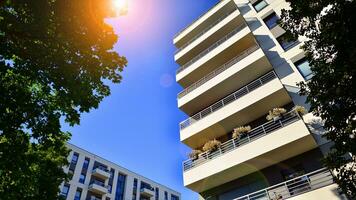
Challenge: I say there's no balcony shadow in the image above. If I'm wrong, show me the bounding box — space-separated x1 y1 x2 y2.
236 3 251 15
245 17 263 32
254 34 295 80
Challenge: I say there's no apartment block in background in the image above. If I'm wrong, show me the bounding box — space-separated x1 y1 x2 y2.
60 143 181 200
173 0 346 199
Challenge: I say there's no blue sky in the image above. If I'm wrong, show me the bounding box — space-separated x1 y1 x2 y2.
63 0 218 199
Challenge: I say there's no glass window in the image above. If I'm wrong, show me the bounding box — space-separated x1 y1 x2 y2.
263 12 279 29
155 188 159 200
83 157 90 169
252 0 268 12
164 191 168 200
79 173 86 184
294 58 313 80
115 173 126 200
74 188 82 200
61 184 70 197
171 194 179 200
277 34 298 51
132 178 138 200
71 152 79 163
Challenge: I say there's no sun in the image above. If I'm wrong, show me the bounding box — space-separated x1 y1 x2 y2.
113 0 126 9
113 0 128 15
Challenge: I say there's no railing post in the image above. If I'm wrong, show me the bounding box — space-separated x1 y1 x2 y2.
261 125 266 135
279 120 284 127
232 139 236 148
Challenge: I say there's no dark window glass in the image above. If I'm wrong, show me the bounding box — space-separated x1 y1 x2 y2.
71 152 79 163
155 188 159 200
83 157 90 169
79 173 86 184
263 12 279 29
115 173 126 200
294 58 313 80
74 188 82 200
171 194 179 200
61 184 70 197
164 191 168 200
277 34 298 51
252 0 268 12
132 178 138 200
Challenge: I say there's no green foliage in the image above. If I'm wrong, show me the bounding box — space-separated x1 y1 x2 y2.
280 0 356 198
0 0 127 199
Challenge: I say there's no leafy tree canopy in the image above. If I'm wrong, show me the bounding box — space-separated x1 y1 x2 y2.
280 0 356 198
0 0 127 199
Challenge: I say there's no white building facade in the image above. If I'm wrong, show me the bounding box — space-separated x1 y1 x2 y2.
60 143 181 200
173 0 347 199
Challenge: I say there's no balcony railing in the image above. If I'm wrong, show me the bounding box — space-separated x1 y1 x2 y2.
174 0 227 39
175 7 238 54
177 45 259 99
90 180 106 187
176 23 247 74
179 71 277 130
233 168 334 200
183 110 301 171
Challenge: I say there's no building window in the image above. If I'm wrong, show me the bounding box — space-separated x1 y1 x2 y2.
155 187 159 200
74 188 82 200
115 173 126 200
83 157 90 169
71 152 79 164
294 58 313 80
164 191 168 200
79 173 86 184
276 34 298 51
263 12 279 29
132 178 138 200
252 0 268 12
171 194 179 200
60 184 70 197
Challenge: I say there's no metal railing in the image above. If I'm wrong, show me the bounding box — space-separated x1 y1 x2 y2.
175 7 237 54
176 23 247 74
177 45 259 99
89 180 106 188
179 71 277 130
183 110 301 171
233 168 334 200
174 0 227 38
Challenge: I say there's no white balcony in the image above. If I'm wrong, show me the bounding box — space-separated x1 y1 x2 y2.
183 114 318 192
232 168 340 200
88 181 108 195
175 8 243 65
92 167 111 179
178 46 272 115
176 24 253 87
179 71 292 148
174 0 236 47
140 188 155 197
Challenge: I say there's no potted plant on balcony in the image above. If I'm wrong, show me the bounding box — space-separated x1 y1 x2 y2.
232 125 251 139
266 107 287 122
292 105 307 116
188 149 202 161
202 139 221 153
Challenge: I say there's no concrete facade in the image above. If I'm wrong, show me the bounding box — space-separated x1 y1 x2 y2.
173 0 345 199
60 143 180 200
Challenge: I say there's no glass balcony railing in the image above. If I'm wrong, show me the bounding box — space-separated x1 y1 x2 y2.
183 110 302 171
233 168 334 200
177 44 259 99
176 23 247 75
175 7 238 54
179 71 277 130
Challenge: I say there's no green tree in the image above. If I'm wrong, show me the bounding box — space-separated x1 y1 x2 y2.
0 0 127 199
280 0 356 198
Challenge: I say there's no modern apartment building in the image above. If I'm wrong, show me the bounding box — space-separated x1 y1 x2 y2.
173 0 346 199
60 143 181 200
